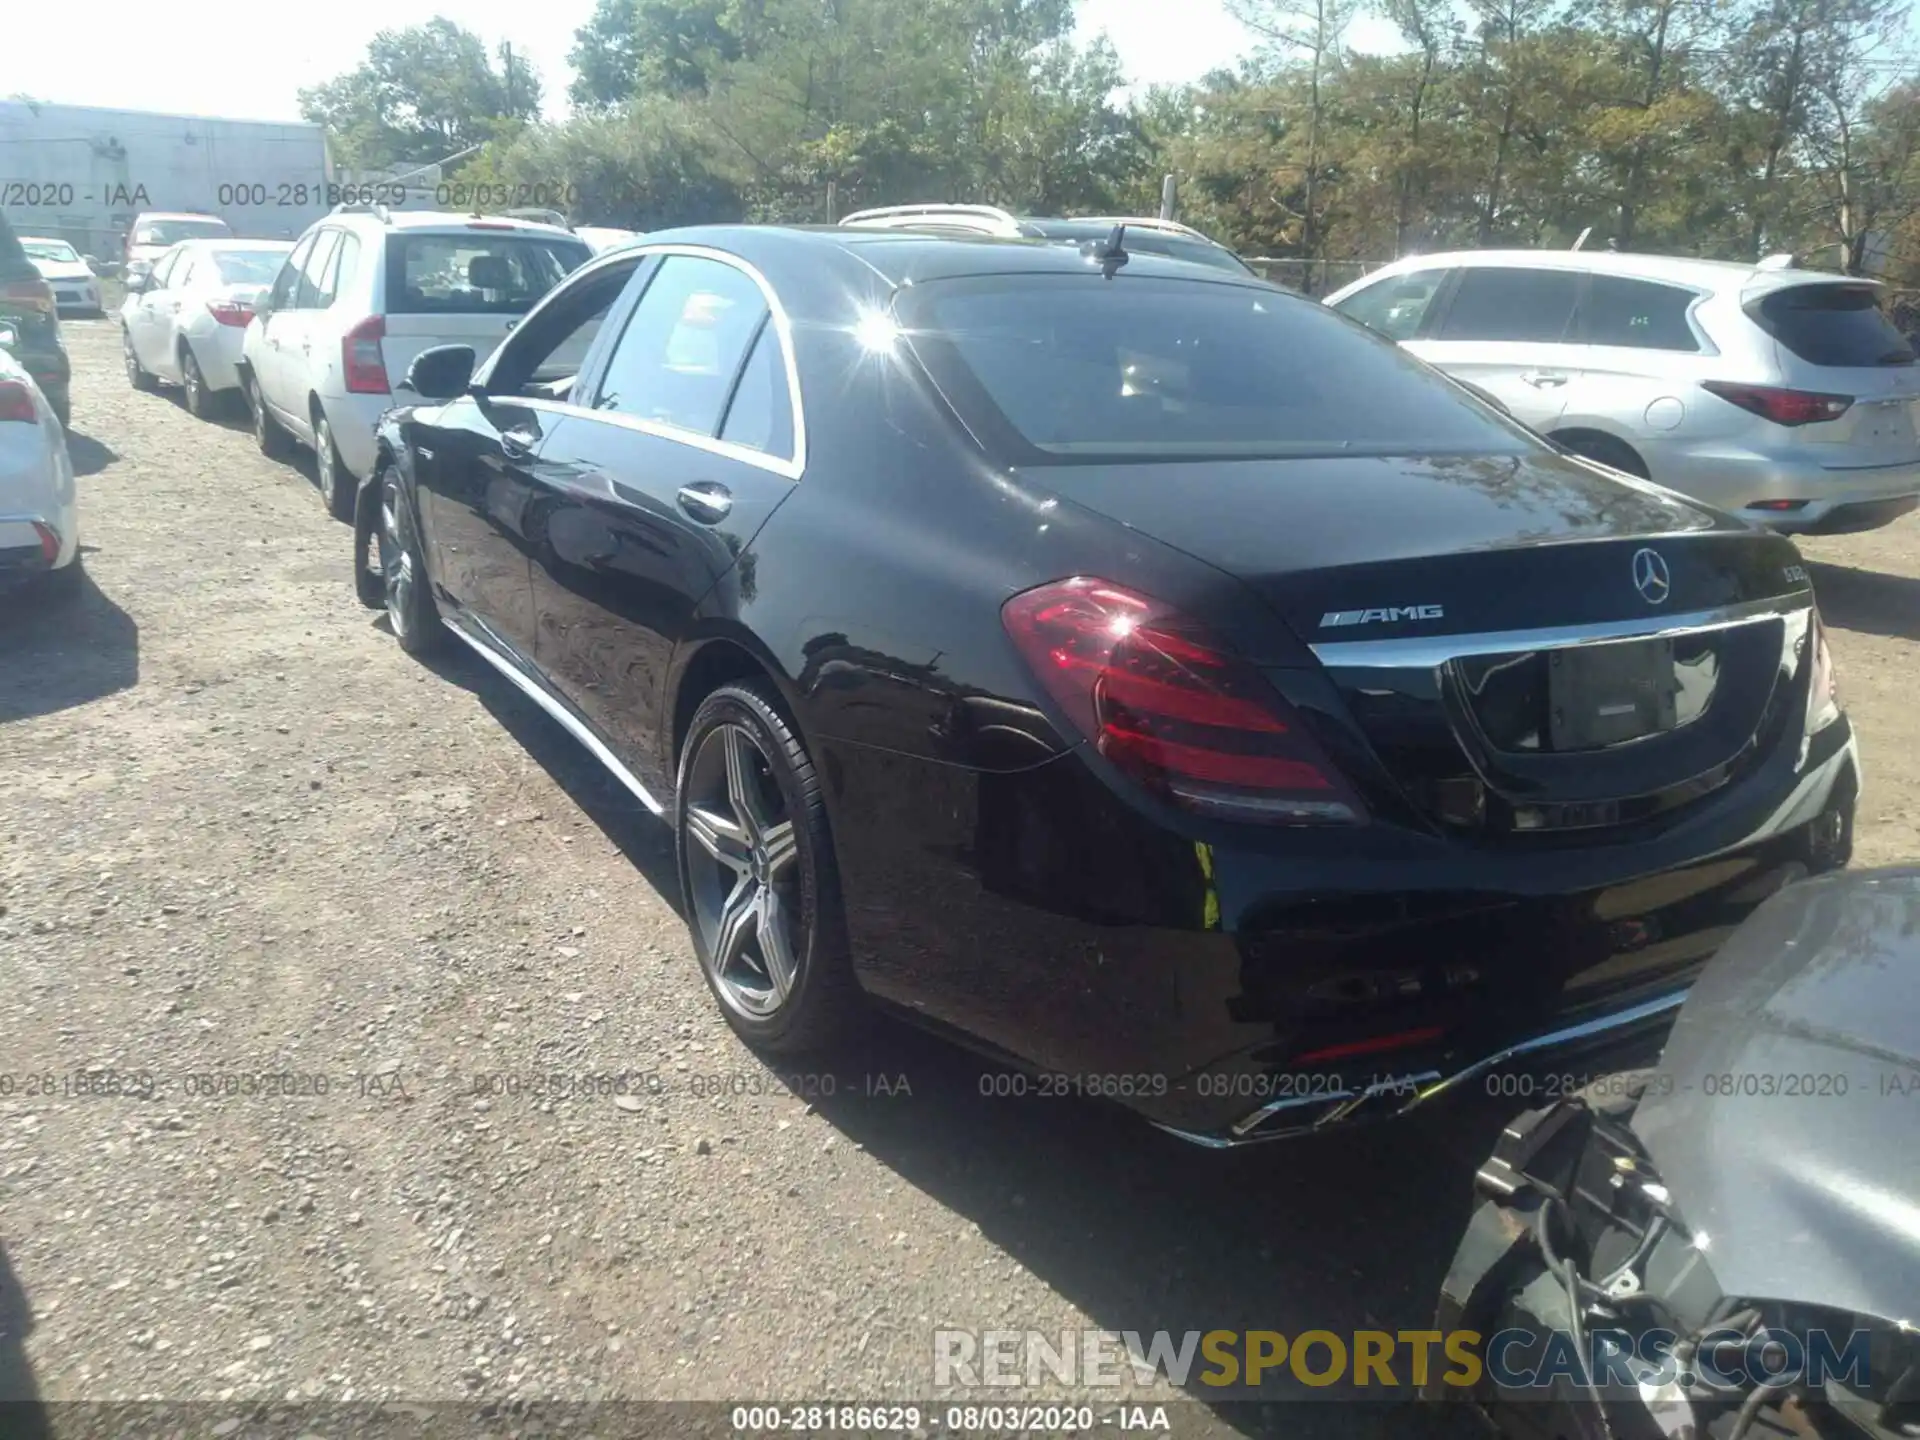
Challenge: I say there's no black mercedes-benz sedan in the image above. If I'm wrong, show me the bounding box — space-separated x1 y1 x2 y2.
354 225 1861 1145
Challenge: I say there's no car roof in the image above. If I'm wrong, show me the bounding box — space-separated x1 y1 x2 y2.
19 236 78 246
632 223 1275 296
136 212 227 223
325 210 586 239
174 238 293 250
1367 247 1870 294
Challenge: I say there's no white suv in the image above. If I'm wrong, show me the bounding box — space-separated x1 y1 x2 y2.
1325 250 1920 534
240 208 592 517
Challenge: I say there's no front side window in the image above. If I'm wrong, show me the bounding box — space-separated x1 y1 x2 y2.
1584 277 1700 351
147 248 184 290
486 257 643 400
900 274 1531 463
386 234 590 316
1436 267 1580 343
594 256 771 437
1334 270 1445 341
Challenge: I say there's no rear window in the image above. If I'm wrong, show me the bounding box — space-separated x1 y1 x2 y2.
211 250 288 285
385 233 591 316
1027 223 1253 276
23 240 82 264
899 274 1532 463
135 218 232 246
1750 283 1915 367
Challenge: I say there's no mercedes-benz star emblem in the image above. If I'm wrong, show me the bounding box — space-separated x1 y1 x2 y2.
1632 547 1671 605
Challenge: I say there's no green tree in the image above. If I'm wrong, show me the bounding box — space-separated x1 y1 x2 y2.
568 0 643 110
298 18 541 169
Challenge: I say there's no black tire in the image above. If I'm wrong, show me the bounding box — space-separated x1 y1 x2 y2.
1556 432 1651 480
314 407 354 522
248 373 292 459
180 346 213 420
124 328 156 392
376 470 444 657
676 681 861 1054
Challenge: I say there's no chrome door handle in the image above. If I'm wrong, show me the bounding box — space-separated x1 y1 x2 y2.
676 482 733 524
1522 371 1567 388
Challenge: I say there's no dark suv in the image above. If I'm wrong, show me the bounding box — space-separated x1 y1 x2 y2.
0 208 72 427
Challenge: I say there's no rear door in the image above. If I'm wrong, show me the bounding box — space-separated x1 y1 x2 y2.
1745 278 1920 465
526 252 802 779
380 227 591 390
129 247 182 371
1410 265 1584 432
1564 273 1712 452
253 232 312 412
262 229 340 433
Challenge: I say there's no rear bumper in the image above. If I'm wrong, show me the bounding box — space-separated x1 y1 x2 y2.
0 514 76 581
826 711 1861 1145
319 392 392 482
192 325 249 393
1652 446 1920 532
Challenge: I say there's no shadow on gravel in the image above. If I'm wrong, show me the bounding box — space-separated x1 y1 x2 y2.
421 643 681 905
1807 561 1920 643
0 1239 49 1436
0 569 139 724
63 431 120 478
800 1016 1504 1440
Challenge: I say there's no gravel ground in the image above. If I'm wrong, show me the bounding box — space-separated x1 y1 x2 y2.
2 322 1915 1437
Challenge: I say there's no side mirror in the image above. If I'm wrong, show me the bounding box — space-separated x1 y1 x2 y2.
400 344 477 402
125 271 150 295
0 322 19 351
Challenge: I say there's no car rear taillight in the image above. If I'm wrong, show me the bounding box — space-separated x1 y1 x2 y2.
1702 380 1852 426
33 522 60 564
343 315 390 394
0 380 37 422
207 299 254 327
1001 577 1366 824
1806 608 1840 734
1 277 56 315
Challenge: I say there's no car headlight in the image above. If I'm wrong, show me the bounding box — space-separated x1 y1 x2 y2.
1806 609 1840 734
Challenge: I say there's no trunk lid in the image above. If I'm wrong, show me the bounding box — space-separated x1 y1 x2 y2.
1028 448 1815 842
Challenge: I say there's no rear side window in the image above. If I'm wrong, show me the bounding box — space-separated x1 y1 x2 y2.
1436 267 1579 343
594 255 770 436
900 274 1532 462
1750 284 1915 367
1334 270 1445 340
718 320 795 458
1584 277 1699 351
386 234 590 316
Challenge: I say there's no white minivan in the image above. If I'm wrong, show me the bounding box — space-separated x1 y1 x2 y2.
240 208 592 518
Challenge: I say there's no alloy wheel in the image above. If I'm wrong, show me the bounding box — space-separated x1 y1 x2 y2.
378 479 414 639
682 723 804 1019
251 380 268 443
183 353 203 413
123 332 140 386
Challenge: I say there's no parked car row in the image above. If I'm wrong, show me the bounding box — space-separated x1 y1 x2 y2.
335 221 1859 1144
1325 249 1920 536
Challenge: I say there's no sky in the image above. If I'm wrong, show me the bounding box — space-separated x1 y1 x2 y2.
1 0 1408 126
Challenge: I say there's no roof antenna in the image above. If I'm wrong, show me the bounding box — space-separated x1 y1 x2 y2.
1089 223 1130 278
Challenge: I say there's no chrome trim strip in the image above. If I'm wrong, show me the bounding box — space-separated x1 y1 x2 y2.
520 242 807 482
1310 596 1805 670
1164 987 1691 1149
1400 987 1687 1109
445 620 665 817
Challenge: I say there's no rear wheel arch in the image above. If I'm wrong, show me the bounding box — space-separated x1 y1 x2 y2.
669 635 814 775
1547 427 1651 479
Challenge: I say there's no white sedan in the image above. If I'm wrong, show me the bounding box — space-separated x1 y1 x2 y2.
21 237 104 317
0 323 80 598
121 239 294 418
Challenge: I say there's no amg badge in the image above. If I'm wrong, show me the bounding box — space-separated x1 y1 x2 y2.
1319 604 1445 628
